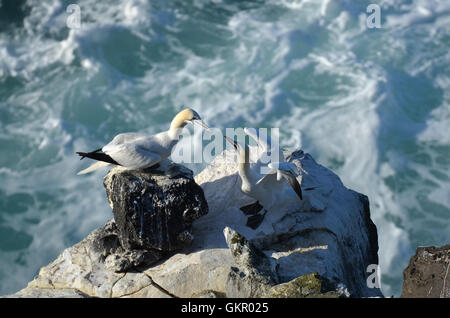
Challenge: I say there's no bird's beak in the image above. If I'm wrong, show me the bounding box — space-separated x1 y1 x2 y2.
266 163 278 175
223 135 239 151
192 119 210 131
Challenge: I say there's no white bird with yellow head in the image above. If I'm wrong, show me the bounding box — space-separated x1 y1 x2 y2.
76 108 209 175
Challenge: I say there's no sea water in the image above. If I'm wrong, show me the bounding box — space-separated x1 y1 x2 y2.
0 0 449 297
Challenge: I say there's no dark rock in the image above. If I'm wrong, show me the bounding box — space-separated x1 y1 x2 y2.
357 193 379 266
89 220 162 272
401 245 450 298
105 249 162 273
104 162 208 252
91 220 122 257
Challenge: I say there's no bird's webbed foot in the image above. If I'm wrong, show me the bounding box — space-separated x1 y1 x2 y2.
245 210 267 229
239 201 264 216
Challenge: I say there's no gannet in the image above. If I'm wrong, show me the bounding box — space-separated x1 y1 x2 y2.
224 127 303 229
76 108 209 175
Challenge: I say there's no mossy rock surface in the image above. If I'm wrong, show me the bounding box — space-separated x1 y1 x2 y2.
267 273 345 298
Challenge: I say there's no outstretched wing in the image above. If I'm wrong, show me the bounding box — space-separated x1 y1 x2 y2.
278 167 303 200
256 161 302 199
276 161 300 176
255 171 277 186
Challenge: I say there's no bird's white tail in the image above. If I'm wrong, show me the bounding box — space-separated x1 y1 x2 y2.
77 161 111 175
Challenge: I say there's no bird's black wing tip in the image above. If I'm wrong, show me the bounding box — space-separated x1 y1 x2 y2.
288 175 303 200
76 152 86 160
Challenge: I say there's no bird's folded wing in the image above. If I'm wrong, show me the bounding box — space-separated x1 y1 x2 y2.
106 133 149 147
104 143 161 169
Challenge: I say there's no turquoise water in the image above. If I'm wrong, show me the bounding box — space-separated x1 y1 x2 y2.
0 0 449 297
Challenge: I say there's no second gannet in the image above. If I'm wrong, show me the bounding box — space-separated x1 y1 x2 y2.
76 108 209 175
225 127 303 229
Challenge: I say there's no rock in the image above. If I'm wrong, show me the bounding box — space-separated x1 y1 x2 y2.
401 245 450 298
224 227 349 298
104 162 208 252
4 220 174 298
267 273 349 298
91 220 161 273
4 288 89 298
104 249 161 273
142 248 233 298
192 149 383 297
6 148 383 298
192 290 226 298
224 227 277 297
